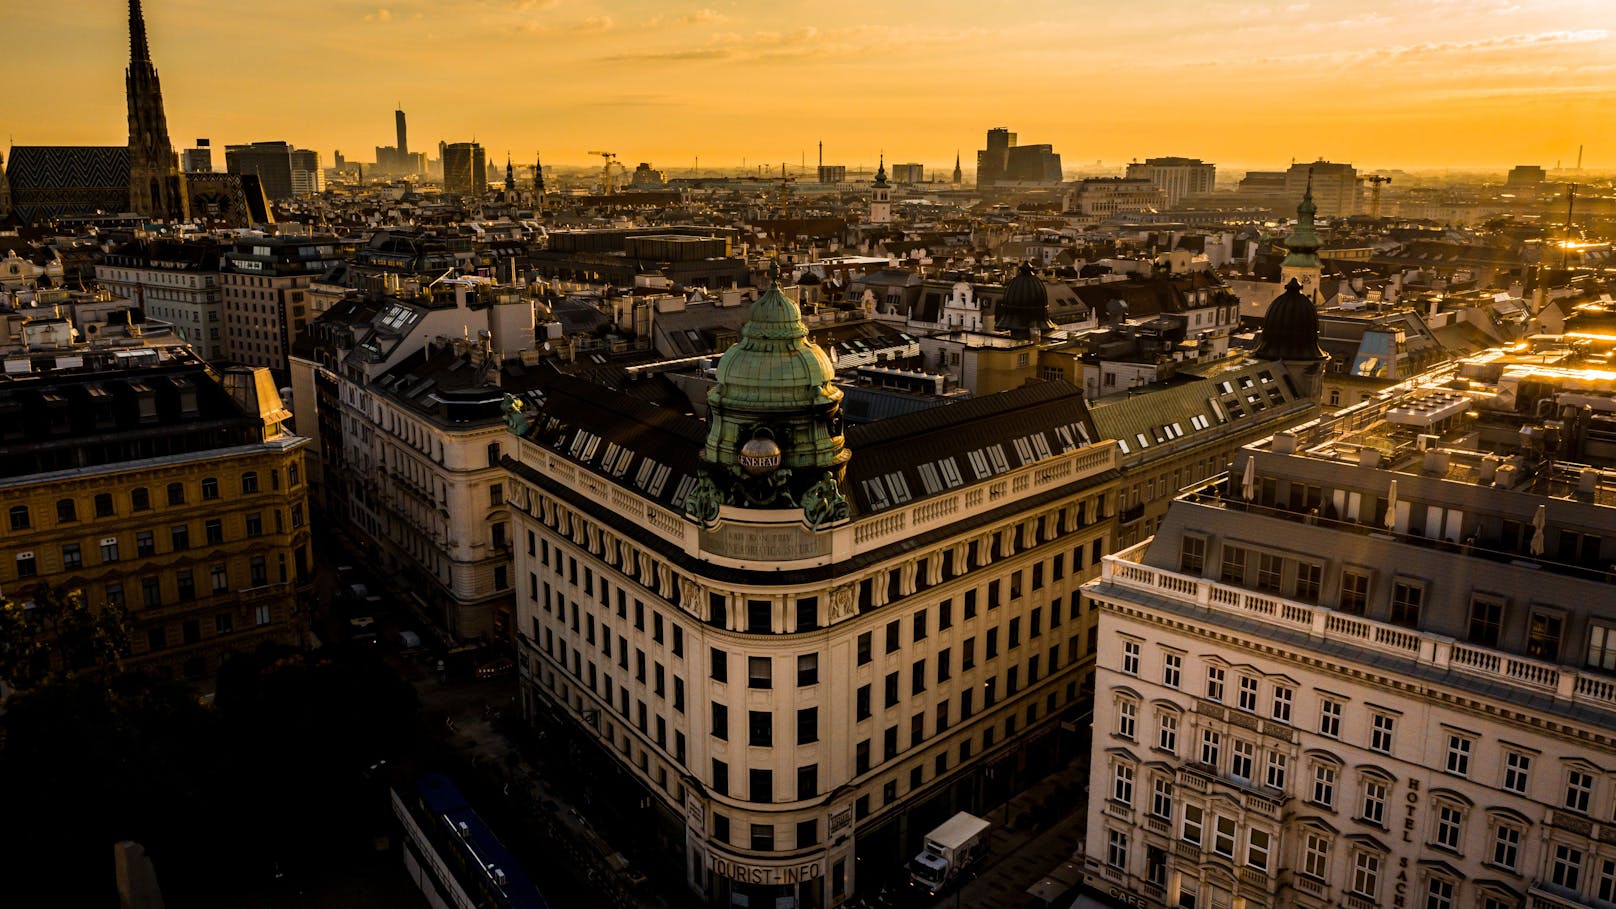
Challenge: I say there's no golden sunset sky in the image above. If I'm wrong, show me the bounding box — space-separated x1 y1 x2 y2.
7 0 1615 174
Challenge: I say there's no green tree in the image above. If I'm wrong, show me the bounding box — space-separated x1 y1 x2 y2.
0 582 131 693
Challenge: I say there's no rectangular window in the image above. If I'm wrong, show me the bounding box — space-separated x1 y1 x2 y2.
856 684 871 721
885 619 900 654
1151 777 1173 819
1182 804 1203 846
1200 729 1220 767
748 656 771 689
1390 579 1422 628
1434 803 1462 849
710 647 727 683
1303 832 1329 880
1295 562 1322 603
1205 666 1225 702
797 653 819 687
1468 595 1504 648
797 707 818 745
1589 623 1616 670
1361 778 1386 825
1445 734 1472 777
1162 651 1181 688
748 710 772 747
857 632 872 666
1503 750 1531 795
1352 851 1380 899
1212 815 1236 858
1122 640 1140 675
1266 751 1288 790
1492 823 1520 870
1180 536 1206 573
1106 829 1128 870
1312 764 1337 808
1220 545 1245 583
1339 570 1370 614
1247 828 1271 872
1117 700 1137 740
1157 712 1178 753
1370 713 1395 754
1230 739 1254 782
1237 676 1258 712
1566 769 1594 814
1255 552 1282 591
1272 685 1293 722
1528 610 1564 661
1112 764 1134 807
1319 698 1342 738
62 544 81 569
1553 844 1583 891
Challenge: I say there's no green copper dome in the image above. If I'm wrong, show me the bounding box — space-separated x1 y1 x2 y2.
710 281 839 410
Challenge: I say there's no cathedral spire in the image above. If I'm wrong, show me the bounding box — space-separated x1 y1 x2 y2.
129 0 152 66
126 0 185 220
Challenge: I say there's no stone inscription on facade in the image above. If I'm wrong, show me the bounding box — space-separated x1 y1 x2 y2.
701 522 830 562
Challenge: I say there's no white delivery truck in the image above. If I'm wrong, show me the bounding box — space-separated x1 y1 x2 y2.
908 811 991 894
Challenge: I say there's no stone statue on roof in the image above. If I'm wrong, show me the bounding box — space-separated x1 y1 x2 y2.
500 394 530 436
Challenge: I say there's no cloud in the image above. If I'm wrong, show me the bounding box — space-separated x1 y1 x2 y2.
1378 28 1610 59
682 8 725 24
579 15 613 32
363 7 391 22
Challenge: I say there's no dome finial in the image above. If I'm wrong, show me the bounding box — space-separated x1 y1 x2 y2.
768 259 781 284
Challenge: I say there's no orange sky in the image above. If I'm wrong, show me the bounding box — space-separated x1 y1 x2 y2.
6 0 1614 175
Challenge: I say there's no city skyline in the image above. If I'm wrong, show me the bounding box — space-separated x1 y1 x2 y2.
5 0 1613 174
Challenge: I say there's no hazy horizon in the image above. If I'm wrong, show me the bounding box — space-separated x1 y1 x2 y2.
5 0 1613 175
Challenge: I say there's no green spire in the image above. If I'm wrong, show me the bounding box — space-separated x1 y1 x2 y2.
874 154 888 187
1282 170 1323 269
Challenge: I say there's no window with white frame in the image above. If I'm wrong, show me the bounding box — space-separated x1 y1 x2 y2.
1247 828 1271 872
1238 675 1259 712
1445 733 1473 777
1151 777 1173 819
1433 802 1463 851
1182 804 1204 846
1352 850 1381 899
1122 639 1141 676
1319 698 1342 738
1271 684 1293 723
1212 815 1236 858
1206 666 1225 702
1503 750 1532 795
1303 831 1330 879
1107 829 1128 869
1231 739 1255 782
1116 699 1137 740
1200 729 1221 767
1370 712 1395 754
1491 821 1520 870
1565 768 1595 814
1266 751 1288 790
1113 763 1135 807
1157 711 1178 753
1312 763 1337 808
1162 651 1181 688
1361 778 1387 825
1425 876 1455 909
1552 843 1584 891
1597 858 1616 902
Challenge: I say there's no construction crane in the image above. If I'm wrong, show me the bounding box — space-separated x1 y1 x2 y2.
1366 175 1392 220
587 150 619 195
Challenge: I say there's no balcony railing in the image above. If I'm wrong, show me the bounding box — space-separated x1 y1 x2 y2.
1098 545 1616 713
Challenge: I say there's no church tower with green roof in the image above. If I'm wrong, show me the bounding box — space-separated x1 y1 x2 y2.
1280 171 1325 304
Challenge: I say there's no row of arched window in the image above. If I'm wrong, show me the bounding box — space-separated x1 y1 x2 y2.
6 465 300 533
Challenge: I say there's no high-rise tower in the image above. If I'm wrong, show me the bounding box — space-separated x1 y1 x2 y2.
395 108 408 158
125 0 187 220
